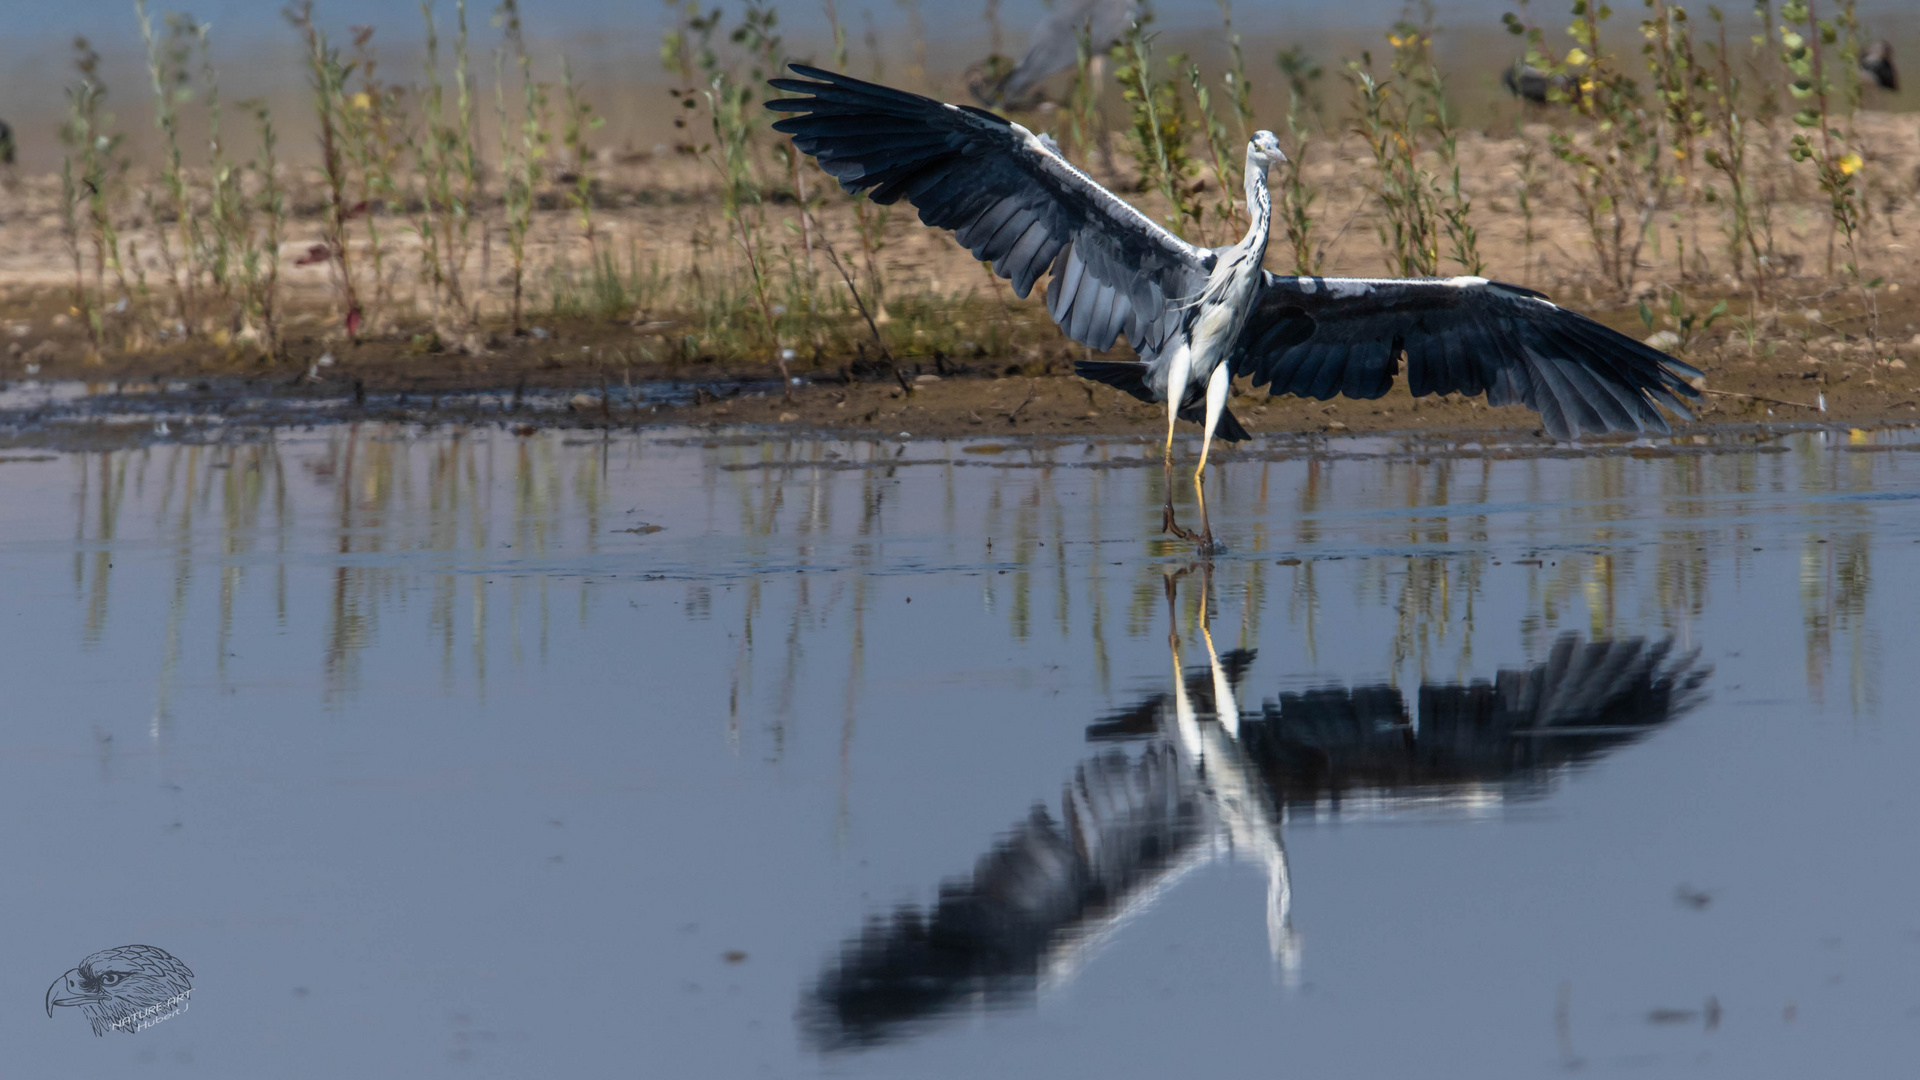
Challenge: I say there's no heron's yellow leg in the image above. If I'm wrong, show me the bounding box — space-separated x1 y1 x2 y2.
1190 363 1232 550
1160 347 1199 541
1163 345 1193 467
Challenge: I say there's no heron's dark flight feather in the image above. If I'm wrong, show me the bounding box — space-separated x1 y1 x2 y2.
1228 276 1702 439
767 64 1211 360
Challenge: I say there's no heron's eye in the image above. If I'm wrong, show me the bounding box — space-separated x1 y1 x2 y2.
100 973 125 987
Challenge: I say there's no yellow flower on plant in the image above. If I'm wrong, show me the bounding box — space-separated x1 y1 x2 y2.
351 92 372 110
1565 47 1589 66
1388 33 1405 47
1838 152 1863 176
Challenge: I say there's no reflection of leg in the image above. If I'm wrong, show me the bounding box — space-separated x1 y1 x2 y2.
1199 619 1244 739
1162 565 1187 653
1192 363 1231 552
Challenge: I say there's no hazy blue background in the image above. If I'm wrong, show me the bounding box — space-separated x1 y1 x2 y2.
2 0 1913 171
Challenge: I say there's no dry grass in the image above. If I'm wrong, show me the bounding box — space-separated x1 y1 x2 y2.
1 0 1918 412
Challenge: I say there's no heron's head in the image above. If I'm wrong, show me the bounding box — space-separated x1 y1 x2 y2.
1247 130 1286 171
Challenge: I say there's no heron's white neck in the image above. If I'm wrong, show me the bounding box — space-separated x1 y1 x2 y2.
1240 145 1275 262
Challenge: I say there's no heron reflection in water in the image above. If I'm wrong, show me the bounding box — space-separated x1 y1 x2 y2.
802 567 1709 1051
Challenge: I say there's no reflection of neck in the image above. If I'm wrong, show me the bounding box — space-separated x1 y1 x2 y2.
1186 614 1298 974
1057 623 1300 983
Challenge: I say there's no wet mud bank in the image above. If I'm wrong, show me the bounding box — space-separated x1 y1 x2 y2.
3 371 1919 461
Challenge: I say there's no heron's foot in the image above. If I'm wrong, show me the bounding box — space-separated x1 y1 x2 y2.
1162 504 1199 542
1195 530 1224 557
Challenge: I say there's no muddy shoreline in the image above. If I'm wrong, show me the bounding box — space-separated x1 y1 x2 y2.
7 284 1920 449
4 365 1917 457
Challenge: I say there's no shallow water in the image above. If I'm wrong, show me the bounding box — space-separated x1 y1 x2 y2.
4 423 1920 1076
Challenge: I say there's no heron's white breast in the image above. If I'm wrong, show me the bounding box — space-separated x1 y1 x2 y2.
1190 302 1240 357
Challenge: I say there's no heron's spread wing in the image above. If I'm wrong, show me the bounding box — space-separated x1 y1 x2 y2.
767 64 1212 358
1227 275 1704 439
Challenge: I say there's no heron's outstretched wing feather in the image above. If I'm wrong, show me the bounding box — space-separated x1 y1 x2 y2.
1227 276 1703 439
768 64 1211 358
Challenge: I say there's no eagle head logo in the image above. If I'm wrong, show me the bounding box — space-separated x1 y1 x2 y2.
46 945 194 1036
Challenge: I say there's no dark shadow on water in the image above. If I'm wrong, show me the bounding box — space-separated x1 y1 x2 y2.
801 567 1711 1052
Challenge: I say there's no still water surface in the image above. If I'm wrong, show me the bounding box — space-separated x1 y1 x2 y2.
3 424 1919 1076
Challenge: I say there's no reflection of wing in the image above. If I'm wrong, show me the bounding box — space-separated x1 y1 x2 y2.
804 745 1210 1051
803 633 1708 1052
1240 636 1710 810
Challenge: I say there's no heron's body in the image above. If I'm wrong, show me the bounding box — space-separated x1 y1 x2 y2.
1145 141 1274 538
1862 40 1897 92
768 65 1703 549
1503 62 1580 105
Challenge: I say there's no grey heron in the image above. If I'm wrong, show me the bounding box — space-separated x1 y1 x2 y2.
970 0 1141 109
802 568 1709 1049
1502 62 1580 105
767 66 1703 551
1862 40 1897 92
